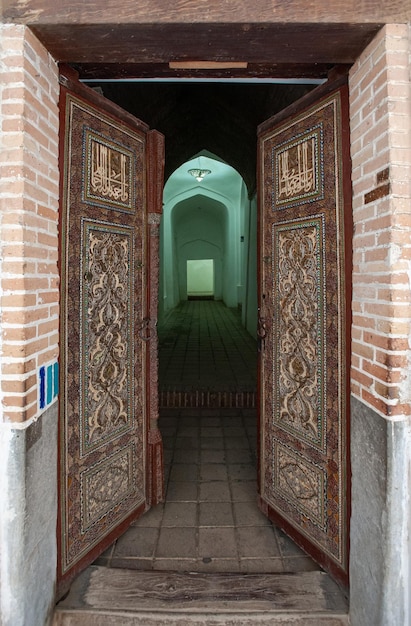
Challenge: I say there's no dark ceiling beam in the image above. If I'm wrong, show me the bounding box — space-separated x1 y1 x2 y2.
73 63 334 81
29 23 382 66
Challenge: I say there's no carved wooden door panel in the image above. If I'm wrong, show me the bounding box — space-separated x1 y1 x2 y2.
58 69 164 593
257 79 352 586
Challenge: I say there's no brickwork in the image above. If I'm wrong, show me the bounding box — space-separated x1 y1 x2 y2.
0 25 59 424
1 23 410 427
349 24 411 419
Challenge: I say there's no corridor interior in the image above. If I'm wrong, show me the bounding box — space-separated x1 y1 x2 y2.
94 300 320 574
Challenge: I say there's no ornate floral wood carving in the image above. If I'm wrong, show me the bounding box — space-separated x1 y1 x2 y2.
272 217 325 450
81 221 135 453
59 92 149 578
259 86 350 582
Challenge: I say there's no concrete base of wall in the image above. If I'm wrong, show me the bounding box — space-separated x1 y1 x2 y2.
0 404 58 626
350 395 410 626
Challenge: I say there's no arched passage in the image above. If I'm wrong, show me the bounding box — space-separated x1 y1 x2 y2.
160 153 256 325
158 153 258 403
162 193 228 309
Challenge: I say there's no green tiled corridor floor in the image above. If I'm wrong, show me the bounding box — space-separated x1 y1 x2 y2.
158 300 257 392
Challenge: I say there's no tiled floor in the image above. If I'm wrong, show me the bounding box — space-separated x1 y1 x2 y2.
96 410 319 574
94 300 319 574
158 300 257 392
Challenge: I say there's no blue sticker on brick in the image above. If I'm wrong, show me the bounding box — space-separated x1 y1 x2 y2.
47 365 53 405
39 366 46 409
38 360 59 412
53 362 59 397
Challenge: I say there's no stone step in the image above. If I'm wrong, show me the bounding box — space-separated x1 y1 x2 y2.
53 566 349 625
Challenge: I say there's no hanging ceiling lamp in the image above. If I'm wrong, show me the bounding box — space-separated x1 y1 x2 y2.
188 157 211 183
188 168 211 182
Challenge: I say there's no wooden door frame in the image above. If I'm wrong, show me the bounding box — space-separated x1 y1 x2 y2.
58 64 353 591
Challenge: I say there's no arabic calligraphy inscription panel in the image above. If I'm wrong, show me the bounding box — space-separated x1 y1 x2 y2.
84 129 135 212
273 125 324 211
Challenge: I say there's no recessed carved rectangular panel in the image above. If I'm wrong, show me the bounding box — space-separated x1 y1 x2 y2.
83 129 135 213
272 125 324 211
81 444 136 531
273 442 326 529
272 216 326 451
80 219 135 454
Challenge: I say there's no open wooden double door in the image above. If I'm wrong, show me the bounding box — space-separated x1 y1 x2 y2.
58 68 351 595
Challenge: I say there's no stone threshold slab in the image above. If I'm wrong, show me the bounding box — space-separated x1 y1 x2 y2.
53 611 349 626
54 566 348 620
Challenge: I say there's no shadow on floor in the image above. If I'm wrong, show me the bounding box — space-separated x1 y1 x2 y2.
158 301 257 409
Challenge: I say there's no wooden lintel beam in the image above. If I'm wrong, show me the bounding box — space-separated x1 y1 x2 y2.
2 0 410 25
30 22 383 66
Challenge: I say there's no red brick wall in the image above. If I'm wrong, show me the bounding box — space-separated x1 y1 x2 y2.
349 24 411 418
1 24 410 424
0 25 59 424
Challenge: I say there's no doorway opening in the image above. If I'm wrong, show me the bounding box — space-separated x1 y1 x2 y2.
91 145 320 576
187 259 214 299
54 73 349 593
157 152 258 407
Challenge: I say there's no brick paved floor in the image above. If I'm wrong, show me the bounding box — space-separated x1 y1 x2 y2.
158 300 257 392
95 410 320 574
